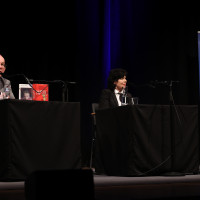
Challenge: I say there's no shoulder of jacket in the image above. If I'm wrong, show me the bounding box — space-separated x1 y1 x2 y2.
2 77 9 81
102 89 113 94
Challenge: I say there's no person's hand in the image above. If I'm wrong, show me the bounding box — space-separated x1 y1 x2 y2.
0 92 4 100
3 92 10 99
0 92 10 99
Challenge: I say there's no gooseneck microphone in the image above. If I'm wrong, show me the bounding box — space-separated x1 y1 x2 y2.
150 80 180 86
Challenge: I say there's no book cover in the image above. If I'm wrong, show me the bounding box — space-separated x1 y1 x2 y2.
19 84 33 100
32 84 49 101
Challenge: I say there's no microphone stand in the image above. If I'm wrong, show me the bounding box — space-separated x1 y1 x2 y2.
147 80 183 176
4 74 76 102
28 79 76 102
163 80 184 176
59 81 76 102
29 79 67 102
63 81 77 102
62 81 67 102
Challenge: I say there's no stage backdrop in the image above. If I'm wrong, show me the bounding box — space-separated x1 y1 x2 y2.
1 1 200 166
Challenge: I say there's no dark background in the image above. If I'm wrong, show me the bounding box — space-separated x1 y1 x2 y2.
1 1 200 166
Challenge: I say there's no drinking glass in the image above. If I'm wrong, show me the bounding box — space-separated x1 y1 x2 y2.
130 97 139 105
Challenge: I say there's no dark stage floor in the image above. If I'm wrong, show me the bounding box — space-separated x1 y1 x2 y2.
1 174 200 200
94 174 200 200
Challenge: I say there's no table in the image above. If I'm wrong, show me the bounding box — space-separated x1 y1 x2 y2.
95 104 199 176
0 100 81 181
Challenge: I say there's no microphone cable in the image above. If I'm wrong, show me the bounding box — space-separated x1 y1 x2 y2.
135 81 186 177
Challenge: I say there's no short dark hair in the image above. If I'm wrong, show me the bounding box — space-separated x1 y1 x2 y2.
0 54 5 60
107 68 127 90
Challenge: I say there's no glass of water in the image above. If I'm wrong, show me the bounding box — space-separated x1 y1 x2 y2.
130 97 139 105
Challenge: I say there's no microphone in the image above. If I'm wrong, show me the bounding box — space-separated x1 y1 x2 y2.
121 87 127 94
53 80 76 84
24 75 32 85
3 74 33 87
150 80 180 87
3 73 26 79
128 82 156 89
66 81 77 84
150 80 168 85
5 75 77 88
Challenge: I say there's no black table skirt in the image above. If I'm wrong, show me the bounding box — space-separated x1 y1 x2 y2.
95 104 199 176
0 99 81 181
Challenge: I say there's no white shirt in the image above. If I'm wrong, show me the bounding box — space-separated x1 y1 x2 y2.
114 89 122 106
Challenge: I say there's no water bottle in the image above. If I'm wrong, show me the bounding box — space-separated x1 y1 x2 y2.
121 86 128 106
121 93 127 105
4 87 10 99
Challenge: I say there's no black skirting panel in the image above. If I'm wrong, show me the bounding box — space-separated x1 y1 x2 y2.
0 100 81 181
95 105 200 176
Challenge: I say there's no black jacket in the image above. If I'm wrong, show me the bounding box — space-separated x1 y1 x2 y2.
98 89 132 110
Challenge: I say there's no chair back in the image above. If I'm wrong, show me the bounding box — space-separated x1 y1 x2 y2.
91 103 99 125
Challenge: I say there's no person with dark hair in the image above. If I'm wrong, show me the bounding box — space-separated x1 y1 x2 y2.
98 68 132 109
0 54 15 99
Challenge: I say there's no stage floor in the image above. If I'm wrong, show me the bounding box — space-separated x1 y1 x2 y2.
94 174 200 200
1 174 200 200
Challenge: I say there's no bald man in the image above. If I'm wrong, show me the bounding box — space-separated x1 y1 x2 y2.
0 54 15 99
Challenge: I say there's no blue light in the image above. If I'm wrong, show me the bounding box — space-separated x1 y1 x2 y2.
103 0 111 87
198 31 200 95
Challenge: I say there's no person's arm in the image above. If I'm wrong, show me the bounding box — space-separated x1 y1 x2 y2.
5 80 15 99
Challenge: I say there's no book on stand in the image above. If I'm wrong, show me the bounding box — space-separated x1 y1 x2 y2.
32 84 49 101
19 84 49 101
19 84 33 100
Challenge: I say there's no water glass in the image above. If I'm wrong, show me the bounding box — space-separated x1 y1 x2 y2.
130 97 139 105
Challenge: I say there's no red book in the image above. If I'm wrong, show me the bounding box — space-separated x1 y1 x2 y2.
32 84 49 101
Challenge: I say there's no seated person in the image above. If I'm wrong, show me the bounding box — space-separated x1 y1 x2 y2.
98 68 132 110
0 54 15 99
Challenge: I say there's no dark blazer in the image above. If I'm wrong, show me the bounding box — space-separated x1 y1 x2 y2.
98 89 132 110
